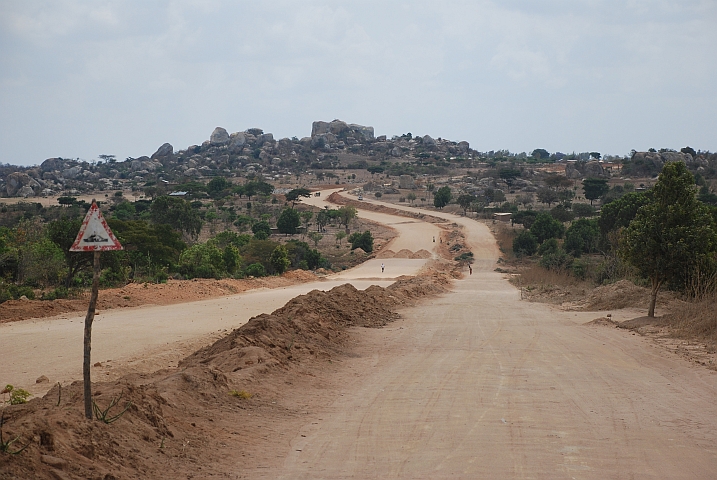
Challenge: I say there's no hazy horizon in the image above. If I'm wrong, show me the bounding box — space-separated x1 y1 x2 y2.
2 1 715 167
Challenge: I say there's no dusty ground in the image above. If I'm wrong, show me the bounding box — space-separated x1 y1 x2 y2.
2 190 717 479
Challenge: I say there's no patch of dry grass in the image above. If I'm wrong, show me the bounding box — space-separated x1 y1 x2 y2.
671 293 717 345
490 223 517 262
512 263 583 289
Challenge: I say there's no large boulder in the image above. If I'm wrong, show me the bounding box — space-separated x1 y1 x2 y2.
311 120 374 141
583 161 605 177
210 127 230 145
131 156 162 172
422 135 436 147
151 143 173 159
61 166 83 179
230 132 247 148
6 172 41 197
40 157 65 172
348 123 374 141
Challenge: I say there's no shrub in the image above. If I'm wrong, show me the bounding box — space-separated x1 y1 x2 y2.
269 245 290 274
251 220 271 239
512 231 538 257
245 263 266 277
348 230 374 253
538 238 560 256
530 213 565 243
539 250 572 271
178 243 225 279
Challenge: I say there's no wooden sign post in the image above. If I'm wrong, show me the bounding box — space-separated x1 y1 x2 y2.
70 200 123 420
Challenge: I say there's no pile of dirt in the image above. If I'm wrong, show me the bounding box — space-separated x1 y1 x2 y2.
0 270 452 479
581 280 680 311
0 273 319 325
375 249 433 260
584 317 620 327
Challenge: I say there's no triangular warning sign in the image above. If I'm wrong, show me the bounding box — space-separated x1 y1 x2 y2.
70 201 123 252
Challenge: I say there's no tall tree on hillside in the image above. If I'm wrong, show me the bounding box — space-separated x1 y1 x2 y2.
433 186 452 209
582 178 609 205
620 162 717 317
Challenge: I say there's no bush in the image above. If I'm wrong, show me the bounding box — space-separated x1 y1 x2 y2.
538 237 560 256
348 230 374 253
539 250 572 271
0 284 35 304
572 203 596 218
245 263 266 277
252 220 271 239
177 243 225 279
269 245 290 274
564 219 599 257
530 213 565 243
512 231 538 257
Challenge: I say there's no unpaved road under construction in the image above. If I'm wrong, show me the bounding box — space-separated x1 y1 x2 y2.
3 191 717 479
261 194 717 479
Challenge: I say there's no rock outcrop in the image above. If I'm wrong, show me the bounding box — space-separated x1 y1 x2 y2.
6 172 41 197
210 127 230 145
151 143 173 159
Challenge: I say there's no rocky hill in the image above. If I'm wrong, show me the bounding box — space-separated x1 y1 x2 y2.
0 119 476 198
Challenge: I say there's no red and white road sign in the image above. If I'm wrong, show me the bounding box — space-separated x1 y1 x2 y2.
69 201 123 252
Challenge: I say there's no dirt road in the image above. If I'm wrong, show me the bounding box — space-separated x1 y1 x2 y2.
260 195 717 479
0 190 439 397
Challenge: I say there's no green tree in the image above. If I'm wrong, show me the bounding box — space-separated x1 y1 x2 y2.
457 194 476 216
150 196 203 240
269 245 290 274
537 187 559 207
433 186 452 209
582 178 609 205
285 188 312 206
407 192 417 204
177 243 225 279
367 166 384 175
530 213 565 244
499 168 521 185
348 230 374 253
252 220 271 240
564 219 599 257
513 231 538 257
277 207 301 235
337 205 357 228
113 201 136 221
308 232 323 248
621 162 717 317
532 148 550 159
207 176 231 199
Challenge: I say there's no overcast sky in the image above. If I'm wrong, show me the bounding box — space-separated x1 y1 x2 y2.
1 0 715 166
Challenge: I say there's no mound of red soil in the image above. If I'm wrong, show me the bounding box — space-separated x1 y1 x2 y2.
0 272 452 479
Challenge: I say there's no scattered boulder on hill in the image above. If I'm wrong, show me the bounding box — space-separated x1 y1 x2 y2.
210 127 230 145
131 156 162 172
40 157 65 172
631 151 705 169
6 172 41 197
151 143 173 159
311 119 374 141
422 134 436 147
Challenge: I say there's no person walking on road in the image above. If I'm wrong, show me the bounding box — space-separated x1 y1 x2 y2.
468 264 472 275
381 263 385 273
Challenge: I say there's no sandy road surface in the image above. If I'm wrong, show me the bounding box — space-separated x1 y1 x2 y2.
260 195 717 479
0 189 438 396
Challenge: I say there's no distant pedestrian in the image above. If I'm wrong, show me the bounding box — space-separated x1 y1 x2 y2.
433 236 435 242
381 263 385 273
469 264 472 275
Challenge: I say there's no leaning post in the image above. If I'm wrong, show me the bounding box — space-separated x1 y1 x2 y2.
69 199 123 420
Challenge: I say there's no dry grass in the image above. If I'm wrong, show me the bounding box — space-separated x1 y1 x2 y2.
671 293 717 345
513 263 583 289
490 223 517 262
